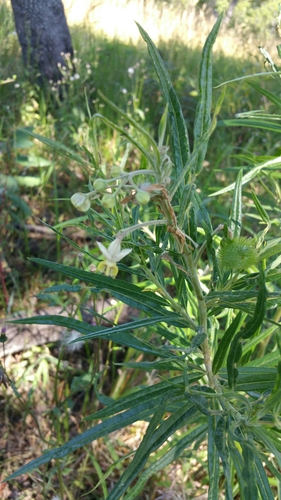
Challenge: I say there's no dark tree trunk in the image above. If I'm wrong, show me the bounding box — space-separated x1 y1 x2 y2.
10 0 73 84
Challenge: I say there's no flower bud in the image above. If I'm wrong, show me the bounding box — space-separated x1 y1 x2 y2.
101 193 115 209
135 189 150 205
93 178 107 192
71 192 91 212
111 165 123 177
218 237 258 272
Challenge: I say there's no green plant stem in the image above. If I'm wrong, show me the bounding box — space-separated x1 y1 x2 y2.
182 242 216 389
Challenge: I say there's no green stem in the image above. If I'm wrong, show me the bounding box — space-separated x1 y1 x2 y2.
182 242 215 388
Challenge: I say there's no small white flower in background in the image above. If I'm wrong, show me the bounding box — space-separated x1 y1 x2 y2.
74 73 80 80
51 496 61 500
127 67 134 76
71 192 91 212
61 330 85 353
14 83 20 88
121 88 128 94
97 238 132 278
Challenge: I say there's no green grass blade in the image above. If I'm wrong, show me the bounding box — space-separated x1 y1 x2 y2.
18 128 92 170
193 13 223 176
98 90 160 165
93 113 156 168
230 170 243 238
137 23 190 182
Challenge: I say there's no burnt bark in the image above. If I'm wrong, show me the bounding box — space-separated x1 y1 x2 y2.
11 0 73 84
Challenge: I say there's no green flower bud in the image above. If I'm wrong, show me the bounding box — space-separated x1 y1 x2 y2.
101 193 115 209
111 165 122 177
218 237 258 272
135 189 150 205
93 178 107 192
71 192 91 212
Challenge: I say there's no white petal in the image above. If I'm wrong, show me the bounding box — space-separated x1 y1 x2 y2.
107 238 122 258
96 241 112 260
116 248 132 261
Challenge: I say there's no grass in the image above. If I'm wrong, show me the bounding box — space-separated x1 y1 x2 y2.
1 0 281 497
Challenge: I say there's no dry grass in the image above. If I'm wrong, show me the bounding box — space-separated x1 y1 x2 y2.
63 0 278 57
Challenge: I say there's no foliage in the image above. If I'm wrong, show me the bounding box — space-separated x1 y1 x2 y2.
4 11 281 499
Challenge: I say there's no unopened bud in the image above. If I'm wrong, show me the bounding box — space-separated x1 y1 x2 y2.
101 193 115 209
111 165 122 177
71 192 91 212
136 189 150 205
93 178 107 192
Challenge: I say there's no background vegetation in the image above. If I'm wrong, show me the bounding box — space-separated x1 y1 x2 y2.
1 0 281 498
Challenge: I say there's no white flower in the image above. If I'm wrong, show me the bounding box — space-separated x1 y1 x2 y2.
97 238 132 278
71 192 91 212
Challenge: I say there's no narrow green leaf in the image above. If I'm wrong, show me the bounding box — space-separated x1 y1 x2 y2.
107 403 197 499
255 455 274 500
5 403 162 480
246 350 280 368
9 315 173 358
230 170 243 238
208 415 220 500
93 113 156 168
219 367 276 391
18 129 91 169
251 191 271 225
158 104 169 148
137 23 190 182
251 427 281 470
227 271 267 388
258 237 281 260
241 439 258 500
213 312 242 374
222 118 281 133
86 376 185 420
241 325 278 357
193 190 213 234
107 400 168 500
247 81 281 110
123 424 208 500
193 13 223 175
98 90 160 165
210 156 281 196
43 284 82 293
29 258 170 315
214 416 233 500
